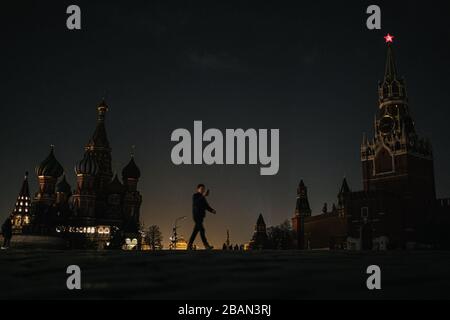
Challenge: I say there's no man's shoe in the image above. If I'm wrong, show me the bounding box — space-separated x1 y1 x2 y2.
205 245 214 250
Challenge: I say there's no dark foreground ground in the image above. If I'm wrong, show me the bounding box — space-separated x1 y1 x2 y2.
0 250 450 300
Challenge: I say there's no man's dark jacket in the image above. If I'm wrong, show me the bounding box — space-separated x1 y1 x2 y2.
192 192 214 220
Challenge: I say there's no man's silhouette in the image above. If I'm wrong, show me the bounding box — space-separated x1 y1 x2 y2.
188 184 216 250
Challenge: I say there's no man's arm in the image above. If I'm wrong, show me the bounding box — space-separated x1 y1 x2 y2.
202 197 216 214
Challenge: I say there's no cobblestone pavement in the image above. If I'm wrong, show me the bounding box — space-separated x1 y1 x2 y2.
0 250 449 299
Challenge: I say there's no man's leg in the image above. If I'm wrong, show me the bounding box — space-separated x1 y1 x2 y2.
188 224 200 248
198 222 211 248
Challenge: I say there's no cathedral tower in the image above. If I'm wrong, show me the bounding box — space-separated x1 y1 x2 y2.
34 146 64 206
361 40 436 202
121 154 142 233
56 174 72 205
11 172 32 233
72 152 98 218
85 100 113 194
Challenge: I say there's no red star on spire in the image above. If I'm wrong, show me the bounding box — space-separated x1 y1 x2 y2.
384 33 394 44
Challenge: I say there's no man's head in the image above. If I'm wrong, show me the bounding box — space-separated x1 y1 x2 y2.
197 184 206 194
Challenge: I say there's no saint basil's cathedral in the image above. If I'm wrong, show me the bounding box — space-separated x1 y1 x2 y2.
9 101 142 249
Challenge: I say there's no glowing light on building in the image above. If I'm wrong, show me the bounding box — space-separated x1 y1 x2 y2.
11 172 32 231
123 238 138 250
384 33 394 43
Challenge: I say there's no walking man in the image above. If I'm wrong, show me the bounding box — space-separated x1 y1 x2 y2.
188 184 216 250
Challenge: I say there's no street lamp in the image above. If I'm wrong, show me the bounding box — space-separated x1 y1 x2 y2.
169 216 186 250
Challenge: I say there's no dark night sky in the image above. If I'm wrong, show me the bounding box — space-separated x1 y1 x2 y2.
1 1 450 247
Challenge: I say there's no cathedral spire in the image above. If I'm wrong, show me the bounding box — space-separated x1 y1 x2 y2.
84 99 113 194
20 171 30 197
86 99 111 150
97 99 108 123
11 171 32 230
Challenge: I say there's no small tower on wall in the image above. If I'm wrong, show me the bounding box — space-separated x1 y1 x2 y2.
121 152 142 234
11 172 32 234
249 214 269 250
292 180 312 249
337 177 351 216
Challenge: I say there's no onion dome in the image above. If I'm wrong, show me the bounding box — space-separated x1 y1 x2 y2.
122 155 141 179
36 146 64 178
75 152 99 176
107 174 125 195
56 174 72 194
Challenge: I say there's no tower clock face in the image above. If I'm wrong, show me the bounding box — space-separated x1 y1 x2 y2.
379 116 395 135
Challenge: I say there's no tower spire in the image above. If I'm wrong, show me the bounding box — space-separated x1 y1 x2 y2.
20 171 30 196
295 180 312 217
86 99 111 150
10 171 32 231
384 44 398 81
97 98 108 123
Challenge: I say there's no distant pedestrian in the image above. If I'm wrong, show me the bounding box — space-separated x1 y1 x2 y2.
1 217 13 249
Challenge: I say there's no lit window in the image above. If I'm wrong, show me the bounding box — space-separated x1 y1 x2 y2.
18 208 22 212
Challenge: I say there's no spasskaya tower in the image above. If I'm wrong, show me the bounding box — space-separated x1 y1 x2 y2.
361 35 436 202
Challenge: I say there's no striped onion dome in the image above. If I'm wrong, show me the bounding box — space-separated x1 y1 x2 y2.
36 146 64 178
75 152 99 176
